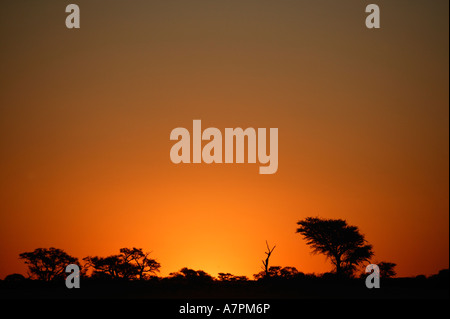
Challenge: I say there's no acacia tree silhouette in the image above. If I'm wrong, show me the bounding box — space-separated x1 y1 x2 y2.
83 247 160 280
296 217 373 276
120 247 161 280
19 247 79 281
83 254 130 280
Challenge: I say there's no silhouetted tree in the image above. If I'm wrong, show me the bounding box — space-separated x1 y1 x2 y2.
83 255 130 279
120 247 161 280
253 266 301 280
168 268 214 282
279 266 301 279
217 273 248 282
217 273 233 281
261 241 276 278
296 217 373 276
84 247 160 280
378 261 397 278
19 247 79 281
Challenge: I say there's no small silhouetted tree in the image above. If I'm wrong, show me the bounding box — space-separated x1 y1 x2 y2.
168 268 214 282
217 273 248 282
120 247 161 280
279 266 300 279
253 266 300 280
217 273 233 281
296 217 373 276
378 261 397 278
19 247 79 281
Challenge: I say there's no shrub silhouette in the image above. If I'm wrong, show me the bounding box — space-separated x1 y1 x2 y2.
4 273 26 282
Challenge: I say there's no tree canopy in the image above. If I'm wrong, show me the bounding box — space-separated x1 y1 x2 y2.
19 247 79 281
83 247 160 280
296 217 374 276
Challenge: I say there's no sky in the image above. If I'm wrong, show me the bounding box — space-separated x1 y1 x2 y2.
0 0 448 280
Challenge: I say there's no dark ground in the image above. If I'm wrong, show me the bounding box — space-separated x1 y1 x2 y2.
0 276 448 318
1 275 448 299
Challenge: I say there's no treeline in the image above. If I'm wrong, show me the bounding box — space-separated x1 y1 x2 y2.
1 217 448 286
1 245 449 300
6 246 308 282
1 246 409 283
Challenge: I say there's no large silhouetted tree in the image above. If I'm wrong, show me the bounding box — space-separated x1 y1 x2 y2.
296 217 373 276
19 247 79 281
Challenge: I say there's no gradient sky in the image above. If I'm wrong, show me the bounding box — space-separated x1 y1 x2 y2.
0 0 448 280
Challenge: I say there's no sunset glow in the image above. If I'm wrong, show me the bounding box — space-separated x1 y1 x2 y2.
0 0 448 281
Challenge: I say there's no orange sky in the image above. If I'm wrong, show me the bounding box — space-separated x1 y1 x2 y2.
0 1 448 280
